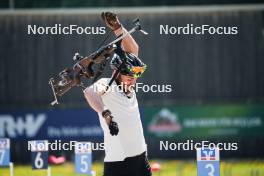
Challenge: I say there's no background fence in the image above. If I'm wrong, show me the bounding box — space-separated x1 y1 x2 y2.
0 6 264 110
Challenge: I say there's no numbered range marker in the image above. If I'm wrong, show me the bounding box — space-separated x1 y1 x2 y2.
30 140 49 169
75 142 92 174
0 138 10 166
197 148 220 176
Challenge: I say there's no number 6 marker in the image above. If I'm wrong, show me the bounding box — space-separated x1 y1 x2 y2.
30 140 49 169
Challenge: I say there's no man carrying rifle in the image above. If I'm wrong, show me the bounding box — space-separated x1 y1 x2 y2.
84 12 151 176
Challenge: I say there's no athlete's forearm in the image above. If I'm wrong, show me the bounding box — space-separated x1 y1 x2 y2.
83 86 119 135
114 27 139 56
83 87 105 114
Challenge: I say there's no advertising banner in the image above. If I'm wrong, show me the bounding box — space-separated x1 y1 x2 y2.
144 104 264 138
0 109 103 140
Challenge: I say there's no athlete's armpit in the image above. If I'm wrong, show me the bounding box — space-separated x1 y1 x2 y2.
83 86 105 114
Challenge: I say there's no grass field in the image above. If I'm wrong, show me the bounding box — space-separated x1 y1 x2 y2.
1 160 264 176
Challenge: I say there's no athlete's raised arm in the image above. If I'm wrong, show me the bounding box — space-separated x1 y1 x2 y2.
101 12 139 56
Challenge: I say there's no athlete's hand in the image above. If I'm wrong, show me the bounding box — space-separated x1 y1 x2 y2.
101 12 122 31
102 109 119 136
109 120 119 136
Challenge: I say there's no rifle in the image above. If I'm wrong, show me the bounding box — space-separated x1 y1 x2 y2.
49 19 148 106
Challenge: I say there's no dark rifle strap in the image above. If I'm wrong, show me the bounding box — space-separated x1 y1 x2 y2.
105 34 126 91
106 61 125 91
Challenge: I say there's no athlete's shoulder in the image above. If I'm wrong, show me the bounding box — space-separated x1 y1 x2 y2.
92 77 112 95
95 77 111 85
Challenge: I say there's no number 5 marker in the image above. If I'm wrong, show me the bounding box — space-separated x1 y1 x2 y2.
75 142 92 174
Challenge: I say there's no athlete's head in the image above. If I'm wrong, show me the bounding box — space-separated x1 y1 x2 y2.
110 52 146 88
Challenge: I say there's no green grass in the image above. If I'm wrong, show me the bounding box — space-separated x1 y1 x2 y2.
1 160 264 176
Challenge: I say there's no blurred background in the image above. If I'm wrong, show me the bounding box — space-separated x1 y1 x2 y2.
0 0 264 175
